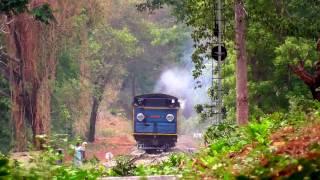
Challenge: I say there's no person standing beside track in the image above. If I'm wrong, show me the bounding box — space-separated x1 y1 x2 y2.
73 142 83 167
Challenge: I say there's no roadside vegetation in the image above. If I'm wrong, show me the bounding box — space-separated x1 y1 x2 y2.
107 97 319 178
109 98 320 179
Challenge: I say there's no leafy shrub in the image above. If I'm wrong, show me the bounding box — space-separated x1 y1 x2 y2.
244 119 272 145
109 156 136 176
236 154 320 179
287 96 320 124
204 119 272 158
1 140 106 179
204 123 237 144
134 153 187 176
288 96 320 113
21 146 105 179
0 154 10 178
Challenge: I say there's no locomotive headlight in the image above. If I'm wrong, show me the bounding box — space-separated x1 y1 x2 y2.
166 114 175 122
136 113 145 121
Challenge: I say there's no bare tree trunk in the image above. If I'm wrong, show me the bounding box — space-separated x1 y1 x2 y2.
32 77 53 148
88 96 100 142
7 17 27 152
87 67 116 142
10 77 27 151
235 0 248 125
5 0 58 150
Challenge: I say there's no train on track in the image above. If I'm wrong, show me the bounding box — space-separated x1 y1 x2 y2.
132 94 180 152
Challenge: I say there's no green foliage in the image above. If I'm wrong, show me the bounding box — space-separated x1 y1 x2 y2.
31 3 55 24
109 156 136 176
138 0 320 123
100 1 189 116
236 148 320 179
52 79 81 136
0 154 10 178
0 0 28 15
0 140 106 179
285 158 320 179
288 96 320 114
131 101 319 178
50 0 190 140
88 25 141 82
24 148 104 179
246 0 320 39
204 123 237 144
149 24 189 47
245 120 272 145
56 50 80 84
0 0 55 24
186 102 320 178
104 153 188 177
134 153 186 176
205 120 272 157
52 46 81 136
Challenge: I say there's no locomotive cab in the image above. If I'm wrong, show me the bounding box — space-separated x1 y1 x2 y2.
132 94 180 151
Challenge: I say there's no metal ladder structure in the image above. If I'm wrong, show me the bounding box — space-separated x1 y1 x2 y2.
211 0 225 125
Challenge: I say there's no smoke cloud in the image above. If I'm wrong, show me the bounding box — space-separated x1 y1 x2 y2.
154 42 211 118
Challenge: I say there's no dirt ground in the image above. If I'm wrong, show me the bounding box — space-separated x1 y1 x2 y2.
86 113 135 162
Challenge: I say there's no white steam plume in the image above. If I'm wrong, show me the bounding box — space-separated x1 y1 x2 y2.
154 42 211 118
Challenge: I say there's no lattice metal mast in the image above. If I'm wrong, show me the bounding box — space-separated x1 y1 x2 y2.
217 0 222 123
211 0 224 124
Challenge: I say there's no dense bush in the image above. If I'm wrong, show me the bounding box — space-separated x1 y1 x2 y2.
0 137 106 179
134 153 187 176
137 99 320 179
0 154 10 178
108 156 136 176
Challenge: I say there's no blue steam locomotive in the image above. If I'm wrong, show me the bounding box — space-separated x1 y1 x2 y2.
132 94 180 151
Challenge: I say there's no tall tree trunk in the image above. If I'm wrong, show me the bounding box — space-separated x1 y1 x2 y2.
87 67 116 142
7 17 28 152
32 76 53 148
235 0 248 125
5 0 58 150
88 96 100 142
10 72 27 151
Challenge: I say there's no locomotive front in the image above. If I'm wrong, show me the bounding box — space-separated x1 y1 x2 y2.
132 94 180 151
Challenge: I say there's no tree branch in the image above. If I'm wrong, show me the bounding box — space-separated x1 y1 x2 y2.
289 61 315 86
0 16 14 34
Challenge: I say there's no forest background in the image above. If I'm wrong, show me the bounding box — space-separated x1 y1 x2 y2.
1 0 320 154
0 0 189 153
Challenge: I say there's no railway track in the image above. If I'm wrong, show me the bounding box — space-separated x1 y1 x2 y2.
104 145 196 168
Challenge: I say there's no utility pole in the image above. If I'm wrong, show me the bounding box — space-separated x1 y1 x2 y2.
235 0 248 125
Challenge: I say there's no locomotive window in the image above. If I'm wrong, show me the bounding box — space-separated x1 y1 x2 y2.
144 98 167 107
135 98 176 107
